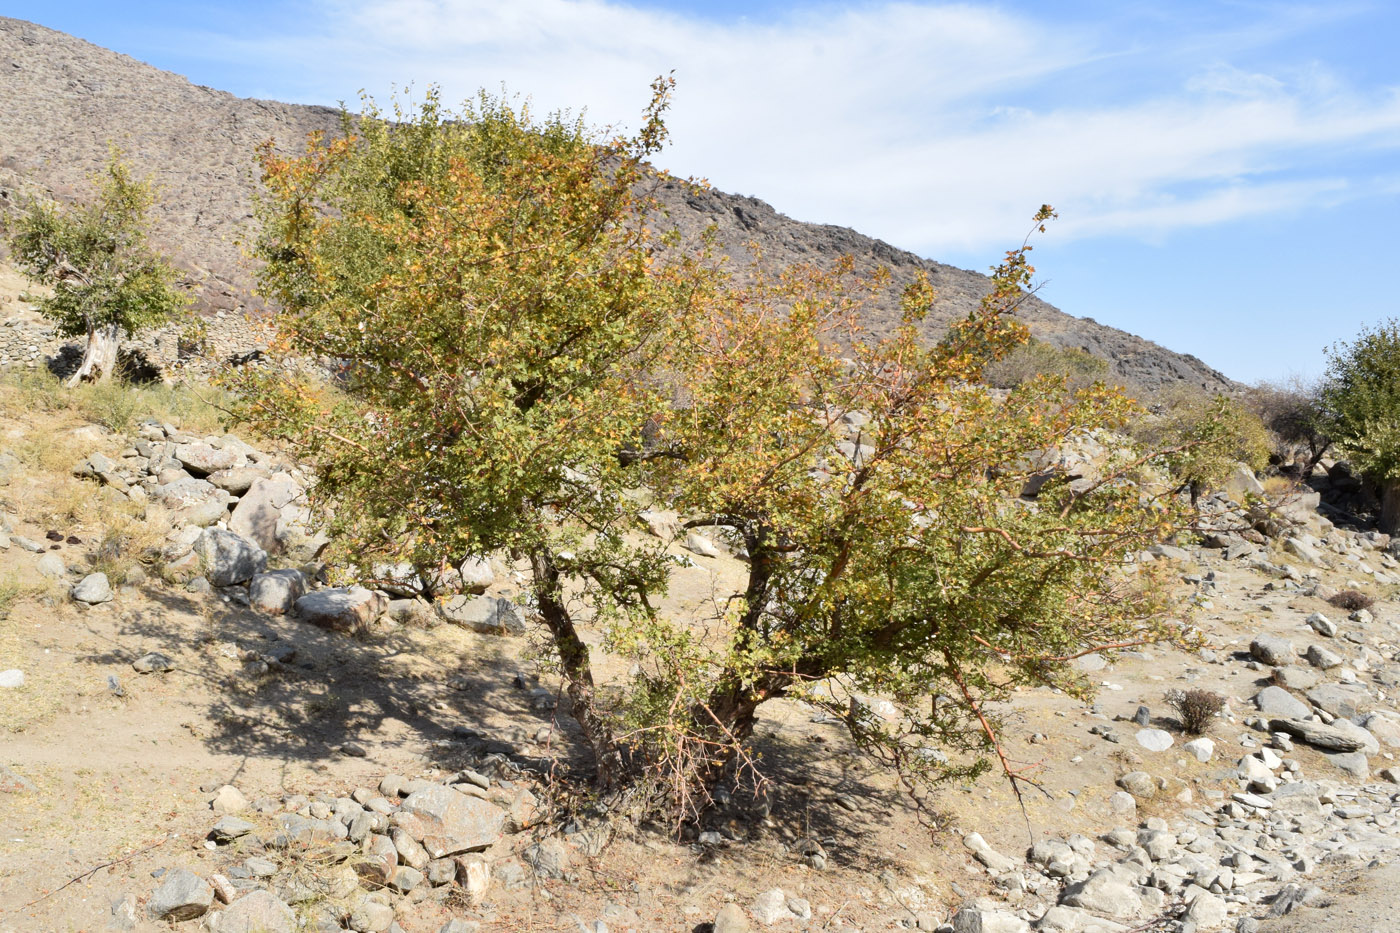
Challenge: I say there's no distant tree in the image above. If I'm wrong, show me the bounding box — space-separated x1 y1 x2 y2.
985 337 1111 392
1242 378 1331 477
1319 320 1400 533
1132 388 1270 504
7 153 187 385
241 82 1201 823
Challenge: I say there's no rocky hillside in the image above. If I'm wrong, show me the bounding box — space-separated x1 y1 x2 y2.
0 16 1230 392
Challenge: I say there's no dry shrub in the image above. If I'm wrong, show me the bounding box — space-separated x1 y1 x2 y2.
1164 688 1225 735
1328 589 1374 612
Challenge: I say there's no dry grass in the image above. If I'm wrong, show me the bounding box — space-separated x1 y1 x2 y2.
0 369 231 437
1262 475 1296 498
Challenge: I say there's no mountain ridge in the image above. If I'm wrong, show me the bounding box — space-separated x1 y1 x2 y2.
0 16 1231 391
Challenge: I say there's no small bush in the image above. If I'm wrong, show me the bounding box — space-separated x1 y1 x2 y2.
1165 688 1225 735
985 338 1111 391
1328 589 1374 612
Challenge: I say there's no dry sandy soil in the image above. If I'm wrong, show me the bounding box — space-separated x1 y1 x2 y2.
0 380 1396 933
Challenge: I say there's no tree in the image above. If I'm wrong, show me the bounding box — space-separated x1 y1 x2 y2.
1242 378 1331 479
1131 388 1270 505
7 153 188 386
1319 320 1400 533
241 84 1198 822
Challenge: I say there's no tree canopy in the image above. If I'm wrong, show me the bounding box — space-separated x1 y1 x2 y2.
1319 320 1400 531
240 82 1204 822
7 152 187 385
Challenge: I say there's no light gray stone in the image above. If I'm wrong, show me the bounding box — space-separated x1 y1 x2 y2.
229 474 305 555
1250 635 1294 666
750 889 793 925
132 652 175 674
1268 718 1367 752
714 904 751 933
152 477 229 527
218 890 295 933
195 528 267 587
1135 729 1173 752
36 552 66 579
437 595 525 635
175 443 239 476
147 869 213 921
1253 686 1311 719
71 572 113 604
952 906 1030 933
249 569 308 615
394 784 506 858
294 586 383 631
0 669 24 688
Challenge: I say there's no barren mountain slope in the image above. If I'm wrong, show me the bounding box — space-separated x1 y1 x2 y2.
0 16 1231 391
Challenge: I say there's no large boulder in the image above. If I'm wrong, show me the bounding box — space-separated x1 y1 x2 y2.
393 785 506 859
1269 718 1369 752
152 477 230 527
71 572 114 604
1306 683 1371 720
294 587 384 631
1221 463 1265 501
229 474 308 555
195 528 267 587
437 595 526 635
1253 686 1311 719
250 569 308 615
147 869 213 921
1060 865 1144 920
1249 635 1294 666
174 443 240 476
217 890 296 933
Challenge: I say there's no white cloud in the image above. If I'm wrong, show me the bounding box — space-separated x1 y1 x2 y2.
207 0 1400 255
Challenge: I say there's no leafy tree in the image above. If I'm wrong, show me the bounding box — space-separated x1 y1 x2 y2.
985 336 1111 392
7 153 188 386
241 84 1197 822
1319 320 1400 532
1132 388 1270 504
1242 378 1331 478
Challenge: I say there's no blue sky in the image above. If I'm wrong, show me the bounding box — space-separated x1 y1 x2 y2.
8 1 1400 384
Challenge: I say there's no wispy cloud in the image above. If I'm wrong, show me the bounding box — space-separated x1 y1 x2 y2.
193 0 1400 256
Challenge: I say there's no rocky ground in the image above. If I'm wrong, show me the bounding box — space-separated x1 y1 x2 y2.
2 374 1400 933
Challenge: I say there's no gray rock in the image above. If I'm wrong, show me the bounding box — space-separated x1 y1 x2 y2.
1304 644 1343 670
1306 612 1336 637
1284 537 1325 565
12 535 45 553
1272 666 1319 690
522 837 572 880
71 572 113 604
1268 718 1368 752
132 652 175 674
1253 686 1311 719
218 889 296 933
714 903 751 933
210 816 255 842
1116 771 1157 798
1306 683 1370 719
206 466 264 494
349 898 396 933
1250 635 1294 666
1327 751 1370 780
437 595 526 635
0 669 24 688
457 556 495 593
952 907 1030 932
249 569 308 615
394 784 506 858
1135 729 1173 752
229 474 305 554
147 868 213 921
36 551 66 578
152 477 229 526
1061 866 1144 919
194 528 267 587
1185 892 1228 930
294 586 384 631
386 864 423 894
963 832 1016 872
750 889 793 925
175 443 239 476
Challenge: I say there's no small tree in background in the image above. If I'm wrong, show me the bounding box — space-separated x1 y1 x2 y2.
242 82 1208 823
1132 388 1270 504
1243 378 1331 478
7 153 188 386
1319 320 1400 533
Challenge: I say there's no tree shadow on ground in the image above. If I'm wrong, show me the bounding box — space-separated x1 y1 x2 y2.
69 580 594 793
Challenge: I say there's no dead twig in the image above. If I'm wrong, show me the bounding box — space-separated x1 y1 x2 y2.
19 834 171 909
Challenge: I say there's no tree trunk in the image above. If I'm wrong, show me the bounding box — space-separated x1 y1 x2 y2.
64 322 120 387
1380 482 1400 536
529 549 627 790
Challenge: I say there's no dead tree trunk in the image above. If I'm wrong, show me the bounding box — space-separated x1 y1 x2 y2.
64 322 121 387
